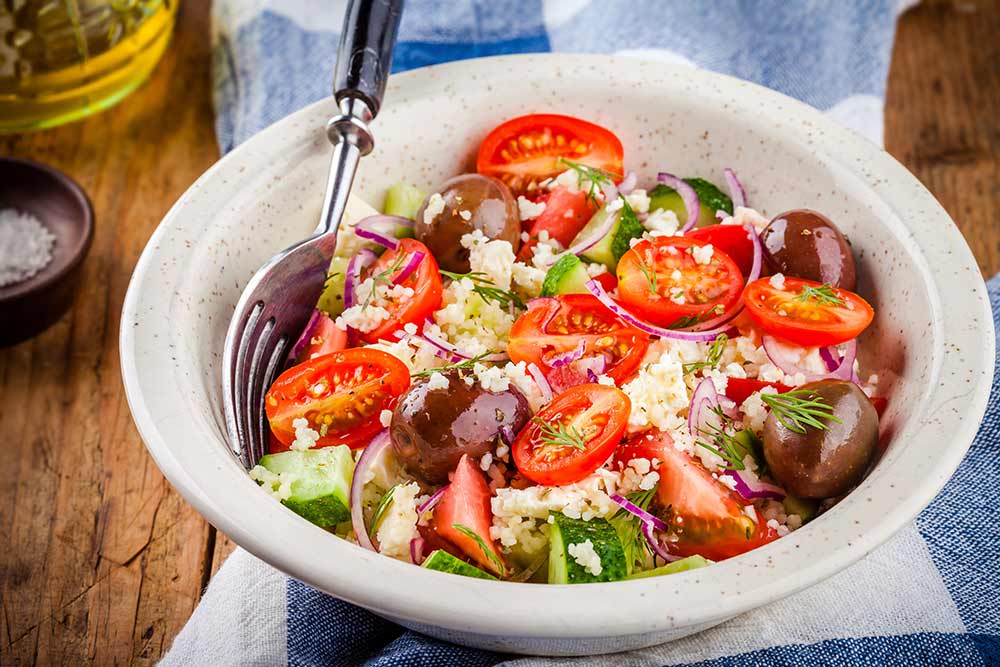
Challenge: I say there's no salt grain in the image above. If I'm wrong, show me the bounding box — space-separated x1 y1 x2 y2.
0 209 55 287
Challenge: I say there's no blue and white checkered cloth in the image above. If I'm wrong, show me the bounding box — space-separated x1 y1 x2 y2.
162 2 1000 664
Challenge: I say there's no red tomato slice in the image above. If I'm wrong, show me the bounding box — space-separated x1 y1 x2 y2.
358 238 443 344
507 294 649 391
293 312 347 364
617 237 744 328
723 377 792 405
265 349 410 451
524 187 598 247
744 277 873 347
870 396 887 417
512 384 630 486
646 431 778 561
432 454 505 575
686 224 756 277
477 114 624 195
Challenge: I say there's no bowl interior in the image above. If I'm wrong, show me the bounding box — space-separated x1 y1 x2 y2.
121 55 992 644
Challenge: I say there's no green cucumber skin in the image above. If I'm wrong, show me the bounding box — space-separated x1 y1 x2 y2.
627 555 711 579
383 182 428 222
578 207 644 271
422 550 498 580
540 254 591 297
547 513 628 584
258 447 354 528
782 495 819 523
648 178 733 229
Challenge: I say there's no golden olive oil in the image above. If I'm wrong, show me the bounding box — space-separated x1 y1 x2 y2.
0 0 177 132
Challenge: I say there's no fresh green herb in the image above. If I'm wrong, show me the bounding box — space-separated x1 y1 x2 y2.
761 389 842 434
695 405 748 470
636 256 658 295
533 417 587 451
368 484 398 538
609 488 657 572
452 523 505 576
411 351 497 379
667 305 723 330
439 270 525 310
797 283 844 307
683 334 729 375
361 252 407 310
558 158 621 204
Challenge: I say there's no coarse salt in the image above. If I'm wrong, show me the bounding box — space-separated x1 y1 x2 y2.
0 209 56 288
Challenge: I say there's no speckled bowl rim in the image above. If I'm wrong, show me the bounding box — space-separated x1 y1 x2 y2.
120 54 993 641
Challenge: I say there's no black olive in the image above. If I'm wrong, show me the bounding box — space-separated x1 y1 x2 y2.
760 209 856 290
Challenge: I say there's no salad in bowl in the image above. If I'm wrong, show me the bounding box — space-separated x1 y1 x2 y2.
249 113 885 584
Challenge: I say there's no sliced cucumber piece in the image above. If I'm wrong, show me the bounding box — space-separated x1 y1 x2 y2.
782 494 819 523
258 446 355 528
540 253 592 297
422 549 498 580
627 555 711 579
548 512 628 584
316 255 351 317
577 203 644 271
648 178 733 229
383 182 427 222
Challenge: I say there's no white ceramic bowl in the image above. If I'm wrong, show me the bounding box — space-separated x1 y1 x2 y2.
120 54 993 655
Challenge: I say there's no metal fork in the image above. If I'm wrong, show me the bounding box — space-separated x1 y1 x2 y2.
222 0 404 469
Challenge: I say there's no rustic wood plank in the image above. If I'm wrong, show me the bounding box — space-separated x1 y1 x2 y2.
885 0 1000 277
0 2 219 665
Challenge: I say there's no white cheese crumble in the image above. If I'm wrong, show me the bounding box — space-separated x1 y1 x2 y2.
336 280 415 334
425 371 450 391
568 540 603 576
290 417 320 451
769 272 786 290
480 452 494 471
719 206 770 234
249 465 295 501
517 195 547 221
379 409 393 428
375 481 422 560
625 189 651 214
643 208 681 238
422 192 446 226
620 346 689 432
691 243 715 265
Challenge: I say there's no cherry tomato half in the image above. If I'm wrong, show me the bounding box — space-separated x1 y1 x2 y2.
512 384 631 486
358 238 443 344
477 114 624 195
617 237 744 328
524 186 599 247
507 294 649 390
686 224 757 277
265 349 410 451
744 277 873 347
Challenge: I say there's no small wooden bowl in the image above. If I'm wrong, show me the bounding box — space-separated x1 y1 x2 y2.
0 158 94 347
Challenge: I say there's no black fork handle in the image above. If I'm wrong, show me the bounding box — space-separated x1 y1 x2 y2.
333 0 404 118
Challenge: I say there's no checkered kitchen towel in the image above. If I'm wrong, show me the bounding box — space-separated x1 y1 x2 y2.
162 1 1000 665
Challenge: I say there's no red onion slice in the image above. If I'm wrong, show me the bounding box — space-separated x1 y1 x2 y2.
687 377 720 437
819 346 839 372
611 494 668 532
417 485 448 514
575 355 607 381
391 250 425 285
349 430 391 552
544 340 586 367
722 469 785 501
344 248 377 309
600 179 619 204
761 335 856 382
416 322 509 363
642 521 682 563
618 171 638 195
657 173 699 233
409 537 426 565
526 362 552 402
723 168 747 209
287 309 325 364
355 214 413 250
585 279 736 342
545 209 620 265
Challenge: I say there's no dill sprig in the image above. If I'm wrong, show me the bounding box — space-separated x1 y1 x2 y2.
762 389 842 434
439 270 525 310
452 523 505 576
667 305 724 330
609 488 658 573
361 252 407 310
558 158 622 204
694 404 749 470
797 283 844 307
368 484 397 538
411 351 497 379
683 334 729 375
533 417 586 450
636 257 658 295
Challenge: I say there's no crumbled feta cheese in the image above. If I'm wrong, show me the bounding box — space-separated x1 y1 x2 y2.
691 244 715 265
336 280 415 334
422 192 446 226
458 209 472 221
639 471 660 491
568 540 603 576
461 230 515 289
403 322 418 335
473 362 510 392
290 417 320 451
553 169 581 192
769 272 786 290
512 260 548 299
426 371 450 391
250 465 295 501
365 336 441 375
606 197 625 214
625 189 651 214
517 195 547 221
644 208 681 237
496 443 510 459
621 346 689 432
719 206 770 234
501 361 547 412
741 387 779 432
379 409 393 428
375 482 422 560
595 374 616 387
585 262 608 278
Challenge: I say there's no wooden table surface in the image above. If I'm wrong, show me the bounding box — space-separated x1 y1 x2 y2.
1 1 997 664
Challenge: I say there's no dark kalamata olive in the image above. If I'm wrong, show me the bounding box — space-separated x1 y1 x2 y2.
414 174 521 272
760 209 857 291
390 370 530 485
762 380 878 499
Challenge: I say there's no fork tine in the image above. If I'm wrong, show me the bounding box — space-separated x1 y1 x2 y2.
258 334 290 462
245 316 277 465
232 303 263 466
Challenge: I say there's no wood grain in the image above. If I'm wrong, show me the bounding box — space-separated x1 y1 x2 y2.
1 0 997 664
